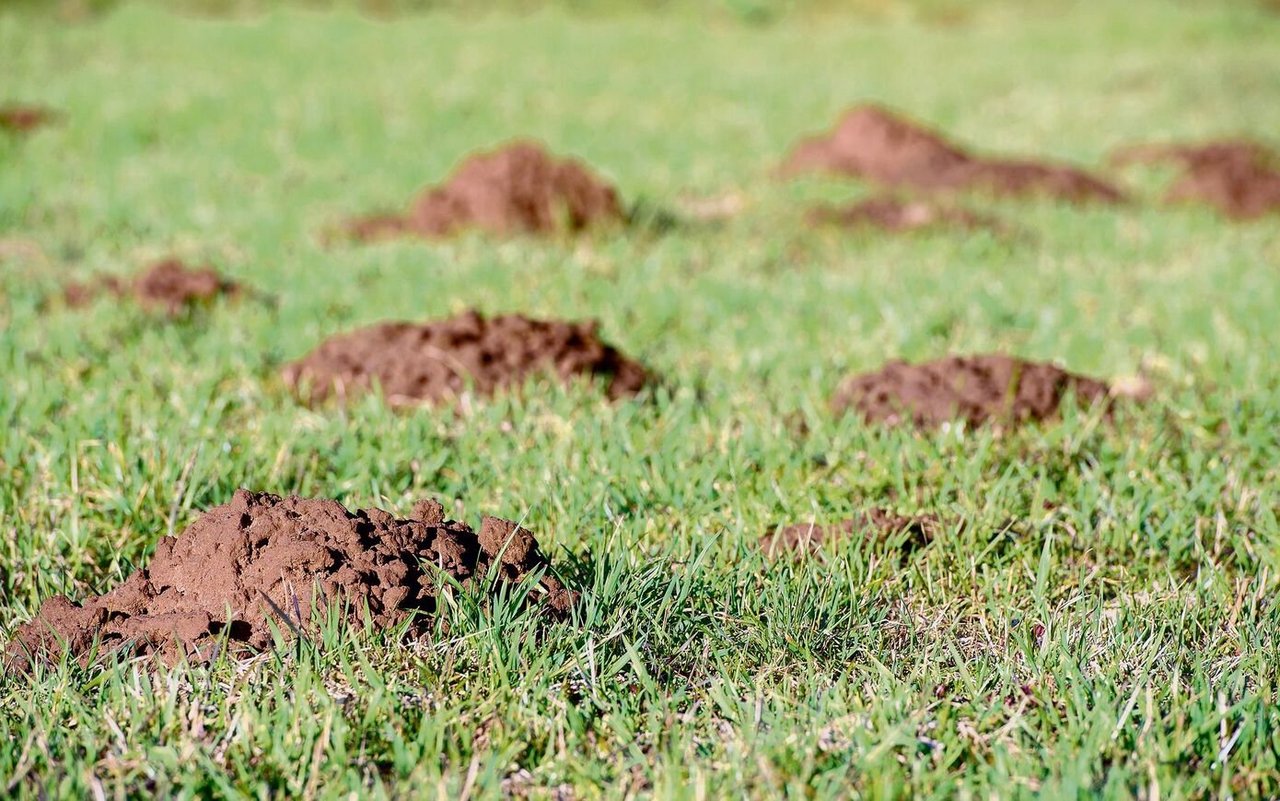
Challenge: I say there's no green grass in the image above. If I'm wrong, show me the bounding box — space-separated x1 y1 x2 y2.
2 0 1280 797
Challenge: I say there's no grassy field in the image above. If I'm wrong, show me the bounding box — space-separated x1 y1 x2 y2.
3 1 1280 797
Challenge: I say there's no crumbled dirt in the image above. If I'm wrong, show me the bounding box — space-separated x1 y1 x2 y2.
282 310 651 407
760 509 938 558
806 197 1003 233
781 104 1123 203
63 259 242 316
1110 139 1280 220
6 490 576 669
831 354 1112 428
0 104 57 134
346 140 623 240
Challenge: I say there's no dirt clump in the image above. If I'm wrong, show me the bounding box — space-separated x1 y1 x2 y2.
831 354 1112 429
0 104 57 134
760 508 937 558
1111 139 1280 220
282 310 651 407
347 140 623 240
781 104 1123 204
806 196 1003 233
6 490 576 669
63 259 242 316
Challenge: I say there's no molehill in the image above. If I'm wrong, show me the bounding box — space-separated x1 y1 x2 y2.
832 354 1112 428
282 311 651 407
782 104 1123 204
347 140 623 240
6 490 576 669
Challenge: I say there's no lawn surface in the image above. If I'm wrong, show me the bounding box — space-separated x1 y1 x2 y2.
2 1 1280 797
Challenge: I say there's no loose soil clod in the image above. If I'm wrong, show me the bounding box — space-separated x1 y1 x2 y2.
6 490 576 669
63 259 243 316
282 310 651 407
806 197 1003 233
346 140 623 240
0 104 57 134
781 104 1123 204
1110 139 1280 220
831 354 1112 428
760 508 938 558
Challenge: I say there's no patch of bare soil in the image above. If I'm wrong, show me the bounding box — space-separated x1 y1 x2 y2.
831 354 1112 428
282 311 651 407
63 259 242 316
806 196 1004 233
346 140 623 240
6 490 576 669
760 508 938 558
1111 139 1280 220
781 104 1123 204
0 104 57 134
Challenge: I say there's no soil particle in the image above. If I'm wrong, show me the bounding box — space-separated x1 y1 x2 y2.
760 509 937 557
63 259 242 316
831 354 1112 428
0 104 57 134
282 310 651 407
6 490 576 669
806 197 1002 233
781 104 1123 203
1111 139 1280 220
347 140 623 240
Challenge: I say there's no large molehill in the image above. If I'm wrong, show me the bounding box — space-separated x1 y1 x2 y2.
782 104 1123 204
831 354 1112 428
6 490 576 669
282 311 651 407
347 140 624 240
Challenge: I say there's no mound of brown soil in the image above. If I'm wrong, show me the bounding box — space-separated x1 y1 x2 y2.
0 104 57 134
6 490 576 669
781 104 1123 204
63 259 242 316
760 508 937 558
831 354 1111 428
1111 139 1280 220
282 310 650 407
806 197 1002 233
347 140 623 240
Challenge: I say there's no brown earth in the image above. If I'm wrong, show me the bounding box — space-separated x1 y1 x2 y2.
6 490 576 669
346 140 623 240
831 354 1112 428
0 104 57 134
63 259 242 316
806 197 1003 233
781 104 1124 204
760 508 938 558
1110 139 1280 220
282 310 651 407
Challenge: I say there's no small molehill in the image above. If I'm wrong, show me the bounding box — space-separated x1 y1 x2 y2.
0 104 57 134
781 104 1123 204
63 259 243 316
832 354 1112 428
6 490 576 669
807 197 1003 234
760 508 937 558
282 310 651 407
1111 139 1280 220
346 140 623 240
